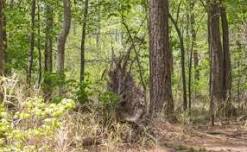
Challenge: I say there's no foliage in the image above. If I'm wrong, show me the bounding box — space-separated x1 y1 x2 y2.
99 91 120 108
0 0 247 151
73 80 92 104
0 98 75 151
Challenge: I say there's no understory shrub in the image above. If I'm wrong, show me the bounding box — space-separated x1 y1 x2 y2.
0 97 75 152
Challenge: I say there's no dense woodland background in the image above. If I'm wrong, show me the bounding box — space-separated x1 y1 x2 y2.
0 0 247 151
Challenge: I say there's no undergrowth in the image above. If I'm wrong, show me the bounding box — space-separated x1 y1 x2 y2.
0 76 150 152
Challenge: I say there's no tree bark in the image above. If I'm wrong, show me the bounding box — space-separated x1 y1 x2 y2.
57 0 71 95
149 0 174 118
209 0 223 126
80 0 89 82
194 51 199 81
221 5 231 101
208 0 212 98
169 13 187 111
0 0 5 76
37 1 41 86
3 0 7 75
96 0 101 51
45 5 53 73
188 0 197 117
190 1 199 81
43 3 54 101
236 41 242 102
27 0 36 85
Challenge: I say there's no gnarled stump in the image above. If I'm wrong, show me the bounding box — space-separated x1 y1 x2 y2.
107 56 145 124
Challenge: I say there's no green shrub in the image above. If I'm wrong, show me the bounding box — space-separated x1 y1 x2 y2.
99 91 120 125
0 97 75 152
99 91 120 109
73 80 92 104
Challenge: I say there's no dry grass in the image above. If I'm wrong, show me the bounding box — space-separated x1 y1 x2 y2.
1 75 153 152
52 105 154 152
2 75 247 152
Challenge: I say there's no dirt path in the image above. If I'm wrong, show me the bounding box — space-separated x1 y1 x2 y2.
82 121 247 152
152 121 247 152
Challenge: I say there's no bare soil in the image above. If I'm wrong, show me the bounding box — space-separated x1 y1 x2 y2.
152 121 247 152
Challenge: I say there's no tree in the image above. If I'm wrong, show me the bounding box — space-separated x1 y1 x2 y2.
209 0 223 126
96 0 101 51
149 0 174 118
208 0 232 125
221 4 231 101
188 0 197 116
37 0 41 86
80 0 89 82
57 0 71 96
43 2 54 100
169 12 187 111
192 0 199 82
44 4 53 73
27 0 36 85
0 0 5 76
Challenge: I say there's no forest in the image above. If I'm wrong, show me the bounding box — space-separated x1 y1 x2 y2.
0 0 247 151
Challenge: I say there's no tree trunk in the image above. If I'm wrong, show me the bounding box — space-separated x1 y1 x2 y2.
236 41 242 102
37 1 41 86
189 0 197 116
44 3 54 101
27 0 36 85
209 0 223 126
0 0 6 101
194 51 199 81
96 0 101 51
80 0 89 82
149 0 174 118
0 0 5 75
221 5 231 101
3 0 7 75
208 1 212 98
190 1 199 82
57 0 71 96
169 13 187 111
188 42 193 117
45 5 53 73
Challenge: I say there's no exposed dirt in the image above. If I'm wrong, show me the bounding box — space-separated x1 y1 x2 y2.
152 121 247 152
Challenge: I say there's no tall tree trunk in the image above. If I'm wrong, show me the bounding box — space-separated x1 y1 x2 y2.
188 0 197 116
57 0 71 95
221 5 231 101
37 1 41 86
193 52 199 81
190 1 199 82
45 5 53 73
208 1 212 98
3 0 7 75
188 43 193 116
96 0 101 51
44 3 53 101
0 0 5 75
209 0 223 126
80 0 89 82
0 0 6 101
169 13 187 111
149 0 174 118
27 0 36 85
236 41 242 102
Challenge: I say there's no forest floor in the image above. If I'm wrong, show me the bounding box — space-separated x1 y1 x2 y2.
152 121 247 152
83 120 247 152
